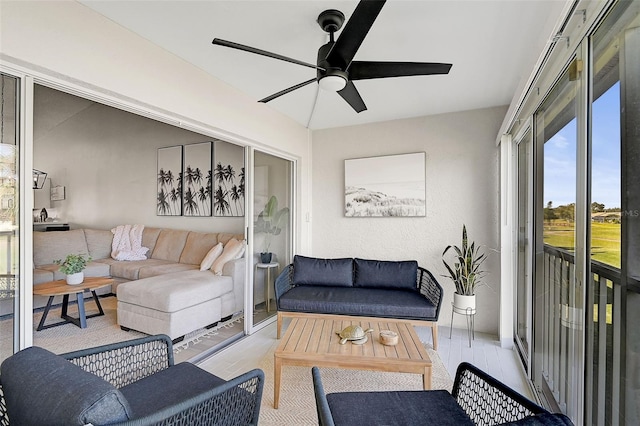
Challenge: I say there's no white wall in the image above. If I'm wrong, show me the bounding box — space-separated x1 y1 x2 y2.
33 85 245 232
311 106 506 333
0 0 311 249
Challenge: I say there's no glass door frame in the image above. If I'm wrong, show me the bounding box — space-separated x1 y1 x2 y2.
1 66 35 352
514 121 534 375
245 145 296 335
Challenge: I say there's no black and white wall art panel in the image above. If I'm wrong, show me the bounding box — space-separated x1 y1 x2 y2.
157 145 183 216
213 141 245 217
345 152 426 217
182 142 212 217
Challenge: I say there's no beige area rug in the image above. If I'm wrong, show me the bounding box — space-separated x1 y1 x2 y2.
0 296 243 361
257 344 453 426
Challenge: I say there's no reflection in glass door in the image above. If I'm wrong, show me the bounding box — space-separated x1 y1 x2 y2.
0 73 20 362
252 151 292 327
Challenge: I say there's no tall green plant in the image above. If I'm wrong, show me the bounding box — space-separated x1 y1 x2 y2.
442 225 487 296
255 195 289 253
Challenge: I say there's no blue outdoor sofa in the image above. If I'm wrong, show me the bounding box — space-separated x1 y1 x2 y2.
275 255 443 349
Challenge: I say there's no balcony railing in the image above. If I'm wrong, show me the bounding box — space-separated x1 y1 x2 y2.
542 244 638 425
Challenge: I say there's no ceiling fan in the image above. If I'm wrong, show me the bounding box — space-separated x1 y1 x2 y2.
212 0 452 113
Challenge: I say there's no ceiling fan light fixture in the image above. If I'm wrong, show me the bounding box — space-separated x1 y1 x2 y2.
319 73 347 92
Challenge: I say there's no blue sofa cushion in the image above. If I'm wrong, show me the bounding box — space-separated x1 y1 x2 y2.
278 286 438 320
0 346 131 426
327 390 473 426
120 362 226 419
292 255 354 287
354 258 418 290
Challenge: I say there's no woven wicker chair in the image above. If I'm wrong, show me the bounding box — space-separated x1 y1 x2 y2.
312 362 574 426
0 335 264 425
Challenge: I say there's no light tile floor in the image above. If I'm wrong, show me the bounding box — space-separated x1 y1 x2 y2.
198 320 533 400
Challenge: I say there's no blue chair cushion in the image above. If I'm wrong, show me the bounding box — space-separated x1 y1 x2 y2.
278 286 438 320
119 362 226 419
327 390 473 426
354 258 418 290
292 255 354 287
0 346 131 426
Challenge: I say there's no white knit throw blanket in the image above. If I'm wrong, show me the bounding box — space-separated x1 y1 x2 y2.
111 224 149 261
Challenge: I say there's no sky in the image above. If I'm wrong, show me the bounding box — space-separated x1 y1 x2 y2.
544 81 621 209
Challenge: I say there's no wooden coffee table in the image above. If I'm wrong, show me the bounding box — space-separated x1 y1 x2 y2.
274 314 432 408
33 277 114 331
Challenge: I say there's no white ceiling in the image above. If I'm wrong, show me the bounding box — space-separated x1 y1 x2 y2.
80 1 568 130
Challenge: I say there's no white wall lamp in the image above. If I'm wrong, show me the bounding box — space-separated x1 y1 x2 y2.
33 169 47 189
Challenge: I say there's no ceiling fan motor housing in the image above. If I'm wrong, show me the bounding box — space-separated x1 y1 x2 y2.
317 42 348 91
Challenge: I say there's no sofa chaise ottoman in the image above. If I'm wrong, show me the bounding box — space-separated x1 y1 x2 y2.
275 255 443 349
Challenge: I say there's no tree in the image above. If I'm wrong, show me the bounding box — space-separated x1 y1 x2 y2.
544 201 557 223
592 202 605 212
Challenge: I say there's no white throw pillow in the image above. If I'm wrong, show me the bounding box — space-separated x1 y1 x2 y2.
233 240 247 260
200 242 223 271
211 238 244 275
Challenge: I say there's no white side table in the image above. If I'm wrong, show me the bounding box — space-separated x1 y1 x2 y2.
449 303 476 347
256 262 279 312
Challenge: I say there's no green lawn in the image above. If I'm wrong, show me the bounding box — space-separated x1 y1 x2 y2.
544 220 620 268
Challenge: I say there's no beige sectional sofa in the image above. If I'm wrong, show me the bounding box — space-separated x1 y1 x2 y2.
29 227 245 340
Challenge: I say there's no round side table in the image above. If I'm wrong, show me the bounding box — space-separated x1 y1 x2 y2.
256 262 279 312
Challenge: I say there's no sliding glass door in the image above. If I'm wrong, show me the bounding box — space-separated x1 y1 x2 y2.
515 127 532 369
251 150 293 328
0 73 21 362
522 2 640 423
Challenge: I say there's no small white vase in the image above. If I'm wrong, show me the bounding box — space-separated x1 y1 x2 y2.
453 293 476 314
66 271 84 285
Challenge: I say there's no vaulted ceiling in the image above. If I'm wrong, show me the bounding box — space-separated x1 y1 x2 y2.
81 1 568 130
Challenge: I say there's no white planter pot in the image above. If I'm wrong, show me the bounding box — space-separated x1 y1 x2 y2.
66 271 84 285
453 293 476 314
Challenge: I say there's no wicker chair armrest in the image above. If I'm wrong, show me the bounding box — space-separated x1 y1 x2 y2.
275 264 294 306
61 335 174 388
452 362 547 425
417 267 443 320
115 368 265 426
312 367 336 426
0 382 8 426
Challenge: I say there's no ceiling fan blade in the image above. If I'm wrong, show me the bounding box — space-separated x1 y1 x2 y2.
338 81 367 113
212 38 324 71
325 0 386 70
349 61 452 80
259 78 317 103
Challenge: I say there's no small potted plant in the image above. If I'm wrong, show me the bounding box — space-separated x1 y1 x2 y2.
442 225 487 312
255 195 289 263
55 253 91 285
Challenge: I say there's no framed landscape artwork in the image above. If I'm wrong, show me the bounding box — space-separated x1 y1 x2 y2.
344 152 426 217
213 140 245 217
157 145 182 216
182 142 212 217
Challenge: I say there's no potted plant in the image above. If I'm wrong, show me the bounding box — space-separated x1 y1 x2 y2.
55 253 91 285
255 195 289 263
442 225 487 312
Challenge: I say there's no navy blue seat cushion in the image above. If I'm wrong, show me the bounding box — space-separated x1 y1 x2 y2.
119 362 226 419
278 286 438 320
327 390 473 426
354 258 418 290
0 346 130 426
292 255 354 287
500 413 575 425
